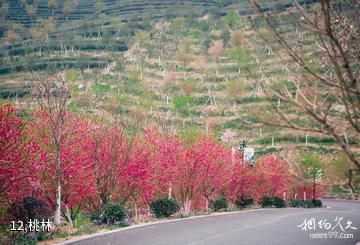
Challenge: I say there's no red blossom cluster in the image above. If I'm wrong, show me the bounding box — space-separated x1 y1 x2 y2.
1 103 301 220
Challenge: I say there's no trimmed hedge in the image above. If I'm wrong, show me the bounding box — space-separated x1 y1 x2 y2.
288 199 322 208
260 196 286 208
313 199 322 207
90 202 127 224
273 197 286 208
150 198 179 218
235 195 254 209
260 196 274 208
288 199 304 208
213 197 229 211
104 202 127 224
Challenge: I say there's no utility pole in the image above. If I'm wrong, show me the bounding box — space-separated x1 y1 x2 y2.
312 174 316 204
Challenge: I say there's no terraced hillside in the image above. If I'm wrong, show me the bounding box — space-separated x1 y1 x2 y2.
1 0 358 158
0 0 317 75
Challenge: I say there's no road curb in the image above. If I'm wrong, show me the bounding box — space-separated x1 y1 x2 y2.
57 208 269 245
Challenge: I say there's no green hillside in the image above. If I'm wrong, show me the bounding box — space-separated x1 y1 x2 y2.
0 0 357 157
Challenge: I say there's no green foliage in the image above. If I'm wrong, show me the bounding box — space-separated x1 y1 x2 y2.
134 31 148 46
288 199 323 208
139 92 154 110
89 209 102 223
74 212 91 229
257 27 272 40
170 17 187 36
192 20 210 33
179 37 193 53
220 30 231 47
95 1 105 12
332 185 350 194
304 200 315 208
93 83 111 95
65 69 81 82
126 70 141 84
224 10 240 29
102 98 123 114
180 126 205 146
0 83 30 99
270 79 296 93
260 196 274 208
313 199 322 207
193 96 209 105
63 0 76 15
288 199 305 208
0 2 9 17
91 202 127 224
173 95 193 117
257 147 277 156
222 118 244 130
239 96 264 103
150 199 179 218
213 197 228 211
226 79 247 99
299 153 324 180
228 46 251 66
273 197 286 208
47 0 57 10
104 202 127 224
123 70 143 94
327 152 354 182
235 195 254 208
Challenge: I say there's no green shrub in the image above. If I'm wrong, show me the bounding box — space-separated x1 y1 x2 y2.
90 209 103 224
173 95 193 117
288 199 305 208
74 212 90 228
91 202 126 224
260 196 274 208
235 195 254 209
213 197 229 211
150 199 179 218
104 202 127 224
273 197 286 208
304 200 315 208
313 199 322 207
288 199 322 208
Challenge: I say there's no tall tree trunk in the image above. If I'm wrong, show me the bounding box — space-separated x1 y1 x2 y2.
168 183 172 199
65 205 73 228
184 197 191 215
54 149 61 225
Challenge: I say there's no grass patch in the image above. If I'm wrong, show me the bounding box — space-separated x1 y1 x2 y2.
93 83 111 95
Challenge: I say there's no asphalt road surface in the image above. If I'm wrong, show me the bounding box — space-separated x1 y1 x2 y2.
68 199 360 245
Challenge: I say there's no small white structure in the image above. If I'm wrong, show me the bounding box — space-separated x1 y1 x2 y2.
244 148 255 166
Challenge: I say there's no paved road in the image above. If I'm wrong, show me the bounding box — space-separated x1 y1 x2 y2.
68 200 360 245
